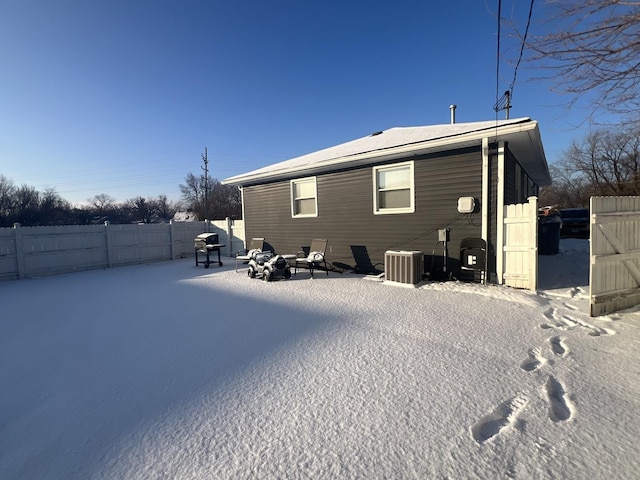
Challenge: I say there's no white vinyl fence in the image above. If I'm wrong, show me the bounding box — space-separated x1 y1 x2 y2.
498 196 538 291
0 219 245 281
590 196 640 316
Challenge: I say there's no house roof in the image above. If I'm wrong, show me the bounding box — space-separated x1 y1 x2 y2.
222 117 551 187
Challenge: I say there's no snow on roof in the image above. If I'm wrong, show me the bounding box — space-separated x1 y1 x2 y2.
223 117 550 186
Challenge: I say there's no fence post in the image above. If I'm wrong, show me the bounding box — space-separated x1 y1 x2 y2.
528 196 539 291
13 223 25 279
169 220 176 260
226 217 233 257
105 221 113 268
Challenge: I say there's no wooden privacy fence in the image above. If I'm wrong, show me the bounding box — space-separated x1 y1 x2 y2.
498 196 538 291
0 219 245 281
590 196 640 316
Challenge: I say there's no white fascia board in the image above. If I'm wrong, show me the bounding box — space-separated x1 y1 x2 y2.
505 121 551 186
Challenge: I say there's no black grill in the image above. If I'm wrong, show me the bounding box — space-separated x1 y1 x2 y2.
194 233 224 268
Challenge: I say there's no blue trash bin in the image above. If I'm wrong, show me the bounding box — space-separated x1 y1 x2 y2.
539 216 561 255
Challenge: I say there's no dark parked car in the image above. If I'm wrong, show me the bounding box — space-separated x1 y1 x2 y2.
559 208 590 238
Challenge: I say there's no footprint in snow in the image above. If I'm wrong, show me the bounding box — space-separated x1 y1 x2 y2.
543 307 557 320
541 320 569 331
520 347 546 372
559 315 579 329
587 325 616 337
545 376 575 422
570 317 616 337
562 302 578 311
471 395 528 444
549 336 569 358
540 307 565 330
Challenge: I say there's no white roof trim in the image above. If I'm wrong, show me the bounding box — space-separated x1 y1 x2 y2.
223 117 551 186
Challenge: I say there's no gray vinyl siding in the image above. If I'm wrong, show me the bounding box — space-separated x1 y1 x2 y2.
505 147 538 205
243 148 485 274
505 152 517 205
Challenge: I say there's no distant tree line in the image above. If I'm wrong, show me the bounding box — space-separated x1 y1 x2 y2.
540 124 640 208
0 172 242 227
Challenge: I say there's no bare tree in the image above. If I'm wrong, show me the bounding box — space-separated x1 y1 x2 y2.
179 173 242 220
210 183 242 219
38 188 70 225
540 161 594 208
89 194 116 215
13 185 40 225
127 196 156 224
0 175 16 223
526 1 640 119
568 127 640 195
545 125 640 205
179 173 208 218
155 195 179 222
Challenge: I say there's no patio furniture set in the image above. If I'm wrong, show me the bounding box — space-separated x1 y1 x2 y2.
236 238 330 281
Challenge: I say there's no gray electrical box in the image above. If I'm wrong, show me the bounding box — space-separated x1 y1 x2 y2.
438 228 450 242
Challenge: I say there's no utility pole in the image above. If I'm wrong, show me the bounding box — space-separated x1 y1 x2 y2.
202 147 209 231
504 90 511 119
493 90 512 119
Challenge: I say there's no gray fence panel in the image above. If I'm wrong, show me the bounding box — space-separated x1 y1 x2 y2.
0 220 245 281
108 224 171 266
171 222 208 258
0 229 17 281
20 225 108 278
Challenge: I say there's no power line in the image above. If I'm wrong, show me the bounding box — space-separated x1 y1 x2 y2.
509 0 535 97
495 0 503 120
494 0 535 118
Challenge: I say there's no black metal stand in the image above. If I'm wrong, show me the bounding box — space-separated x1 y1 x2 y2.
195 244 224 268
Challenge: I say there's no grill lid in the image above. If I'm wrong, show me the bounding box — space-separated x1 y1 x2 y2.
194 232 219 246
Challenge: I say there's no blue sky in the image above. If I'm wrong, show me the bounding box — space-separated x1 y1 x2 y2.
1 0 598 205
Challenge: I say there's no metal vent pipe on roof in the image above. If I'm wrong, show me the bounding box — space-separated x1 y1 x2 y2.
450 104 457 124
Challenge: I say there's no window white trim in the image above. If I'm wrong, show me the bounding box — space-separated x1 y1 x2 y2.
372 161 415 214
290 176 318 218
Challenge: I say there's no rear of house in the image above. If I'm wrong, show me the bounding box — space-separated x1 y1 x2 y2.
223 117 550 282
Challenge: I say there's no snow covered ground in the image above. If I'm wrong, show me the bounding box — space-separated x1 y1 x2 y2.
1 239 639 479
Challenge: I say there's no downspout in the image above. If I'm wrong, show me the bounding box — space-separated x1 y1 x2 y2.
239 186 247 247
481 137 490 285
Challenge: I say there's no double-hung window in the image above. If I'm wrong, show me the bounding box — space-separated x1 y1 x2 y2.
291 177 318 217
373 161 415 214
